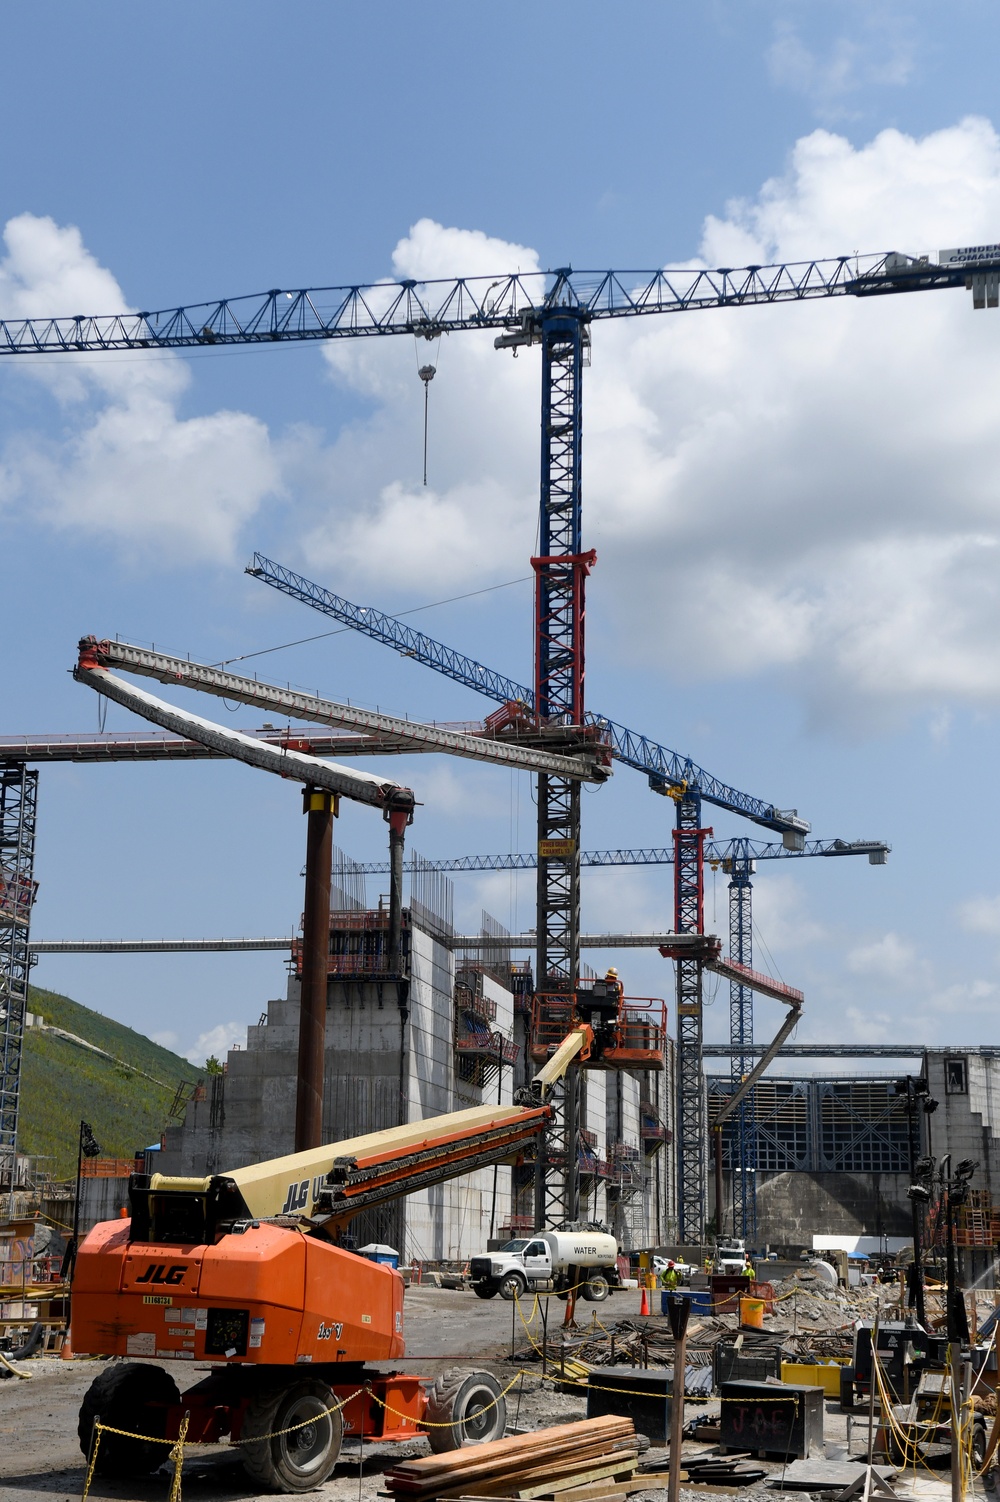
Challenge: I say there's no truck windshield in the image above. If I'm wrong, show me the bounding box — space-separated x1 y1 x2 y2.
500 1239 530 1252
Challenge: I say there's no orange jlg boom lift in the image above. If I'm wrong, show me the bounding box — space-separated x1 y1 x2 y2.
72 1040 589 1492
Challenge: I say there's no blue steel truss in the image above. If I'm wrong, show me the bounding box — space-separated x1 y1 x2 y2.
248 554 808 836
350 838 889 872
0 252 990 356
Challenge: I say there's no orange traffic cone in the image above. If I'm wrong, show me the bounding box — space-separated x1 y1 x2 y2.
60 1331 74 1360
640 1284 650 1317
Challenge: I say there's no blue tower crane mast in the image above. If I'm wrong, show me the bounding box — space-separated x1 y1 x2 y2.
356 834 886 1244
3 240 991 1236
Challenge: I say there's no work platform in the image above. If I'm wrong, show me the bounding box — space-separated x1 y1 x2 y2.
529 985 666 1068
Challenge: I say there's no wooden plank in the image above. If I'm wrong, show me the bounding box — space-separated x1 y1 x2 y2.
389 1418 634 1481
544 1489 629 1502
435 1456 639 1501
516 1458 641 1500
391 1443 636 1497
555 1474 682 1500
389 1436 636 1496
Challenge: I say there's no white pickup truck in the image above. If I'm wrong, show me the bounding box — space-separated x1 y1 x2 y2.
470 1230 622 1303
716 1237 749 1273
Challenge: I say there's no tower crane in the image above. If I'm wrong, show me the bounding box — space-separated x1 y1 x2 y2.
4 239 994 1238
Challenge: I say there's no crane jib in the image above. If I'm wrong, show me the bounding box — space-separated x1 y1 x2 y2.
248 553 809 837
2 250 999 353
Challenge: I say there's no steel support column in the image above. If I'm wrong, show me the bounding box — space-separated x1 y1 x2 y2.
727 844 757 1244
295 787 336 1153
0 763 38 1206
533 303 590 1227
674 792 709 1242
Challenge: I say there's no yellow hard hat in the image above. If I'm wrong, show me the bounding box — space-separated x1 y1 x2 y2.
606 967 618 978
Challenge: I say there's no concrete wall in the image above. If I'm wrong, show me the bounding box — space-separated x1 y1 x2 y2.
755 1171 912 1248
403 943 512 1261
158 917 673 1256
925 1050 1000 1196
160 918 513 1262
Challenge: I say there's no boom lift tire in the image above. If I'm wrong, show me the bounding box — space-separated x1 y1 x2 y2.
78 1362 180 1477
971 1414 989 1473
498 1271 527 1301
240 1379 343 1493
581 1273 610 1302
473 1282 499 1300
425 1368 506 1453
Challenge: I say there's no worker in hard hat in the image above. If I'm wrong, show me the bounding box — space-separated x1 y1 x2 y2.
660 1260 680 1291
604 966 623 1002
744 1258 756 1281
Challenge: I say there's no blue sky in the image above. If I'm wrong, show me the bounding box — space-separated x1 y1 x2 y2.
4 1 1000 1066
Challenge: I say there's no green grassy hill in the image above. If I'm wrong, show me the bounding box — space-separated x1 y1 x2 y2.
18 986 200 1179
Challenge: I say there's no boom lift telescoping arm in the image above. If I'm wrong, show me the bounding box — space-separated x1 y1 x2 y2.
75 638 416 815
135 1025 593 1240
81 638 610 782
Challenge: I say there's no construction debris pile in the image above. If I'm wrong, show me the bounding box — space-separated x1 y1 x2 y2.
509 1272 904 1394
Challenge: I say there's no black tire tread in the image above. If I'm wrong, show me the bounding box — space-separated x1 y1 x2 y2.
240 1379 342 1493
498 1272 526 1301
424 1368 505 1454
77 1362 180 1478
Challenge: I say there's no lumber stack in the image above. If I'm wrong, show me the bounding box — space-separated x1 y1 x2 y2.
385 1416 640 1502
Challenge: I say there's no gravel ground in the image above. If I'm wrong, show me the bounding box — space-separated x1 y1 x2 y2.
0 1285 871 1502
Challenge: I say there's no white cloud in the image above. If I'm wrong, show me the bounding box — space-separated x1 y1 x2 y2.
280 119 1000 730
957 895 1000 936
0 213 281 560
8 121 1000 730
741 874 827 953
846 930 919 982
184 1021 247 1066
766 7 916 121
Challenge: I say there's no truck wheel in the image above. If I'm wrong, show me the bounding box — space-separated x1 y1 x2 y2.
424 1368 507 1453
473 1282 499 1300
78 1362 180 1477
241 1380 343 1493
498 1272 526 1301
581 1273 610 1302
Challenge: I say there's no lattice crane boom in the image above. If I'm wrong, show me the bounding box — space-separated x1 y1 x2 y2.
248 554 809 837
1 248 995 356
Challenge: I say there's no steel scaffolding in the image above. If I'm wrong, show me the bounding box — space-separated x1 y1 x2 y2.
674 792 708 1241
728 848 757 1243
0 763 38 1200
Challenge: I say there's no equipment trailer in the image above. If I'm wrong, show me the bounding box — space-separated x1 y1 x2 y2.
72 1029 596 1492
